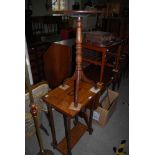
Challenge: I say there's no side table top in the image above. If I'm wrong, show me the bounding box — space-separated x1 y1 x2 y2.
42 78 103 117
50 10 103 15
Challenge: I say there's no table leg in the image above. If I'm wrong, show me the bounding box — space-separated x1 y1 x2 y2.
112 81 116 90
82 109 89 127
115 44 122 71
100 51 106 82
48 105 57 148
88 100 94 135
63 115 72 155
117 76 121 90
74 115 79 126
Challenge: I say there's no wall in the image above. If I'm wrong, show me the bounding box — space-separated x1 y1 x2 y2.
82 16 97 31
28 0 128 16
27 0 128 31
30 0 75 16
31 0 48 16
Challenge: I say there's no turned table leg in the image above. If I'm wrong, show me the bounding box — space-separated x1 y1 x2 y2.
63 115 72 155
48 105 57 148
74 115 79 126
100 50 106 82
88 100 94 135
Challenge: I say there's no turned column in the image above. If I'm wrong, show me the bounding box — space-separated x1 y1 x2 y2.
72 16 96 108
74 16 82 107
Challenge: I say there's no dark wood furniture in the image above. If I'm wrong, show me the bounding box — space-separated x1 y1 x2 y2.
53 39 76 75
28 42 51 84
42 78 103 155
26 15 72 85
82 40 122 82
100 17 129 38
44 43 71 89
26 16 64 84
108 17 128 38
50 38 123 90
29 16 62 43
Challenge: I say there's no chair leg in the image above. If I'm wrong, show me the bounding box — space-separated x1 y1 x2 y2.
117 76 121 90
112 82 116 90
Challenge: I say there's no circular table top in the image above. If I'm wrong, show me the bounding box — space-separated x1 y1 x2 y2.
50 10 104 17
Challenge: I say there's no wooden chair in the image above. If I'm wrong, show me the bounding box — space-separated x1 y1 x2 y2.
82 40 123 90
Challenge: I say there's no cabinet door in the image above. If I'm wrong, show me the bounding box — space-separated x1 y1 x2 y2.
28 43 50 84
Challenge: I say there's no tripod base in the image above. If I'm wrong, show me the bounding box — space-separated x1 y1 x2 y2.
37 149 54 155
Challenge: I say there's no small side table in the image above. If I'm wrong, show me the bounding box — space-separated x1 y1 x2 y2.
42 78 103 155
82 41 122 82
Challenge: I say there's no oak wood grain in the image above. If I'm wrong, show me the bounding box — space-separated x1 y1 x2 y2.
42 78 102 118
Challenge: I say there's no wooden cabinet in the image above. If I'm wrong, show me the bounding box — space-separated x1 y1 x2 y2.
31 16 62 43
98 17 129 38
44 43 71 89
28 42 50 84
26 16 71 85
25 15 63 47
